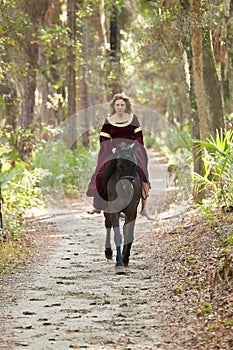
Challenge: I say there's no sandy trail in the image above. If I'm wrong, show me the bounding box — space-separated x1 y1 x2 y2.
0 152 184 350
0 205 171 350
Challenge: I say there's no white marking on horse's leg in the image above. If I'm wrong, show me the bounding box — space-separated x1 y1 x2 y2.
113 226 122 247
115 265 125 274
113 227 124 267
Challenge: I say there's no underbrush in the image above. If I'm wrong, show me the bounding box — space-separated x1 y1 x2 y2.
147 127 233 348
0 125 97 273
0 238 32 274
150 206 233 349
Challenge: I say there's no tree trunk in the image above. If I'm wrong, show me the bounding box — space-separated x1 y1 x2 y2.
100 0 108 51
80 68 90 147
180 0 205 202
18 0 48 129
67 0 77 150
228 53 233 113
0 77 18 128
109 4 122 94
19 35 39 129
191 1 208 141
20 64 37 129
202 29 224 134
183 46 205 202
38 1 64 126
226 0 233 112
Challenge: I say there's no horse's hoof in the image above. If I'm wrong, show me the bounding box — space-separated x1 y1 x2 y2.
105 248 113 260
122 256 129 267
115 265 125 275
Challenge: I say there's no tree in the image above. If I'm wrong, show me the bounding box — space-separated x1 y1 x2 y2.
0 75 18 129
109 3 122 94
190 0 208 141
202 28 224 134
221 0 233 114
180 0 205 201
18 0 48 129
0 1 22 128
67 0 77 150
39 1 65 126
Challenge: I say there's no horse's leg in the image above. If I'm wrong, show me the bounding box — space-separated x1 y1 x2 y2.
114 226 125 274
122 216 136 267
112 214 125 274
104 213 113 260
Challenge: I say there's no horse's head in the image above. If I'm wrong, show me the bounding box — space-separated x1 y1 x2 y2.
114 142 137 182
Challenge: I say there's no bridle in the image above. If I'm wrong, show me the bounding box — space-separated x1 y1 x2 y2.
115 142 137 184
118 153 137 183
119 175 135 182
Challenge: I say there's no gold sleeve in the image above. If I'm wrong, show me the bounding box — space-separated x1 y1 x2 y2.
134 126 142 134
100 131 111 138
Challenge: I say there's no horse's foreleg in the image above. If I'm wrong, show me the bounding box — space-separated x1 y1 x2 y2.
113 226 123 265
105 228 113 259
113 223 125 274
104 214 113 260
122 219 136 266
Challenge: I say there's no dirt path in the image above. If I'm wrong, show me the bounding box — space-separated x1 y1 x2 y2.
0 153 195 350
0 202 172 350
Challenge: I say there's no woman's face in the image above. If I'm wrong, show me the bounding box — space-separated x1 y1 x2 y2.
114 99 126 114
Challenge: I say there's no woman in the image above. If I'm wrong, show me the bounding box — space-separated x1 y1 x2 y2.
86 93 154 220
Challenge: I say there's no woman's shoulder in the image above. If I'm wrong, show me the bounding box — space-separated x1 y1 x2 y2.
100 117 111 132
132 114 140 126
101 117 110 126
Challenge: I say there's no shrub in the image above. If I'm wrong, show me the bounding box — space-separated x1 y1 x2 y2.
194 129 233 210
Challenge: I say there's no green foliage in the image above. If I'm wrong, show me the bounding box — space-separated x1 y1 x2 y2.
2 168 42 238
0 2 34 78
145 126 192 155
197 302 212 316
33 139 96 196
0 238 32 274
223 319 233 327
0 125 97 241
0 127 43 239
143 126 194 206
194 129 233 210
147 127 193 195
38 24 78 90
161 127 192 154
0 124 99 274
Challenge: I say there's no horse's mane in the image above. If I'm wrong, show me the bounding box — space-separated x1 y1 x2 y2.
99 142 137 191
100 158 118 189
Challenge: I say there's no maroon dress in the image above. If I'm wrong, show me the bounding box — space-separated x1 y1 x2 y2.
86 114 149 210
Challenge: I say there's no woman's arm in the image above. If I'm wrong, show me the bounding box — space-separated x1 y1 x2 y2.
99 119 111 143
133 115 144 145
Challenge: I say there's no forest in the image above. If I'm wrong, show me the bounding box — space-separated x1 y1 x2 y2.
0 1 233 348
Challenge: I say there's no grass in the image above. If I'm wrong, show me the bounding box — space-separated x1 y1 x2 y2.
0 236 32 274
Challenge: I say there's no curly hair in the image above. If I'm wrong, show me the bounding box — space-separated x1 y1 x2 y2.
109 93 133 115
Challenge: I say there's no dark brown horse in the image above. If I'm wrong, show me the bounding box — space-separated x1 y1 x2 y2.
100 142 141 274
